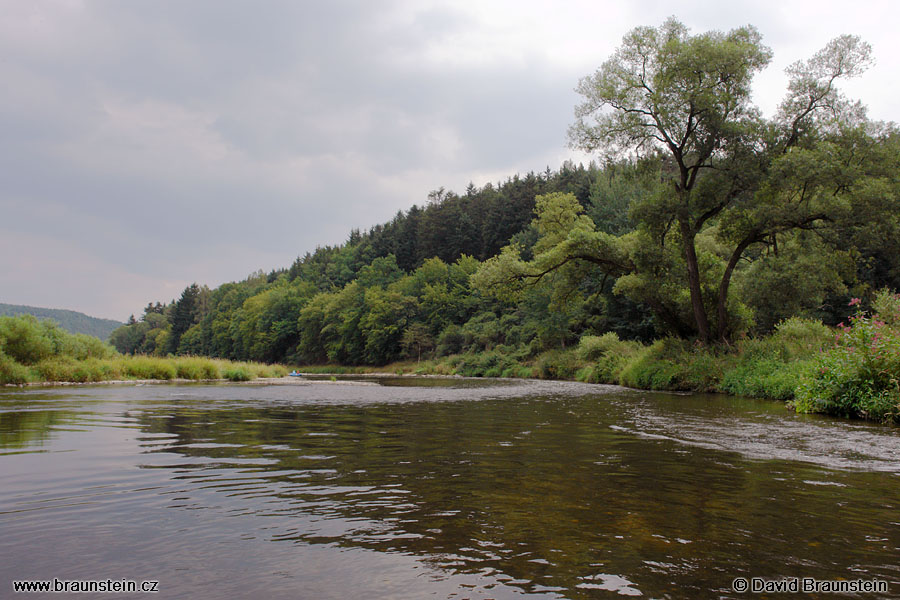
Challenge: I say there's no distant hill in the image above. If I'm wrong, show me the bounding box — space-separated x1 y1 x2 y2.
0 304 123 341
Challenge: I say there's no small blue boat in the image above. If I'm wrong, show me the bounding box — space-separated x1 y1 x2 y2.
288 370 303 377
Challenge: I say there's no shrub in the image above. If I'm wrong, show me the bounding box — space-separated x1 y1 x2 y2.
0 315 54 365
872 288 900 327
0 351 32 384
575 365 597 383
58 333 117 361
534 349 581 380
436 325 465 356
795 296 900 421
31 357 117 383
617 339 684 389
720 357 804 400
576 332 624 361
454 351 519 377
32 357 79 382
574 332 647 383
240 362 287 378
769 317 833 359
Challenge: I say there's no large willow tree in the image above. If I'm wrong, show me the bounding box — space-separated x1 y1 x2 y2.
475 18 896 343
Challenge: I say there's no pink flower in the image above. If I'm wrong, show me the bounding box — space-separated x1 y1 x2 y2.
849 298 861 307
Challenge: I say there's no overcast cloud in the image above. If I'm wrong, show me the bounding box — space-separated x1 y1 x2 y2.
2 0 898 320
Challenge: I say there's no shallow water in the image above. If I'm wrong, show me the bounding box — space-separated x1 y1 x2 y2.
2 378 900 598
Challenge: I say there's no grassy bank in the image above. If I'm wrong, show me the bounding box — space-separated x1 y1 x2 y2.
382 291 900 424
382 316 828 401
5 292 900 424
0 315 287 385
1 353 289 385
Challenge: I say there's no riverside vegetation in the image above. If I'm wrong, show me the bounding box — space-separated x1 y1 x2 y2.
21 20 900 422
0 314 287 385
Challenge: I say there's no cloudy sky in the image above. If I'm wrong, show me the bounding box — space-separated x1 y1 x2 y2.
2 0 898 321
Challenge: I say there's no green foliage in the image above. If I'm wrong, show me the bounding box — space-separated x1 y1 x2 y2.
0 314 297 384
436 325 465 357
768 317 834 359
222 365 253 381
0 351 32 384
738 236 853 332
618 340 689 390
577 333 624 362
0 315 116 370
535 349 581 380
0 303 122 340
562 19 893 343
453 351 520 378
795 293 900 421
0 315 55 364
167 283 200 354
872 288 900 326
31 357 122 383
122 356 177 380
174 357 221 380
720 358 805 401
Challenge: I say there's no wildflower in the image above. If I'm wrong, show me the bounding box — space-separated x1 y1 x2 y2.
849 298 861 307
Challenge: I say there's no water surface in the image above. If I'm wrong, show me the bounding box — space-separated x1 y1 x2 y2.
2 378 900 598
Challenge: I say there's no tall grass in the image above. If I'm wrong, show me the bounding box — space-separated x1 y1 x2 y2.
0 315 294 385
174 357 221 380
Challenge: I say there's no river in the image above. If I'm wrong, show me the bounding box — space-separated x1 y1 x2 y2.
2 377 900 598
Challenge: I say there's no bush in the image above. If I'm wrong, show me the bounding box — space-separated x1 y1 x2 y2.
720 357 804 400
454 351 519 377
617 339 682 389
577 332 624 361
0 351 32 384
769 317 833 359
436 325 465 356
872 288 900 327
534 349 581 380
795 296 900 421
57 333 117 361
0 315 54 365
574 365 597 383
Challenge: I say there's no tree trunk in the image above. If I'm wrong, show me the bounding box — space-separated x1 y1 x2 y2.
679 218 711 344
715 236 757 342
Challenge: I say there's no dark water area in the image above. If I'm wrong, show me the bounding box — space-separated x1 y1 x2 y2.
2 377 900 598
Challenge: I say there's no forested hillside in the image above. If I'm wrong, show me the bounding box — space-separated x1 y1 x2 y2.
110 163 643 364
0 304 122 340
110 21 900 375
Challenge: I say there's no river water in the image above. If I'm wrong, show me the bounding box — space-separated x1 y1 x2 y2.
2 377 900 598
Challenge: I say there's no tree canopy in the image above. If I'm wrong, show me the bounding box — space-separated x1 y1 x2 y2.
476 18 898 343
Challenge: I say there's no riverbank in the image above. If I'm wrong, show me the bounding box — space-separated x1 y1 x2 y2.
5 375 382 388
0 349 290 386
4 293 899 423
364 301 900 424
